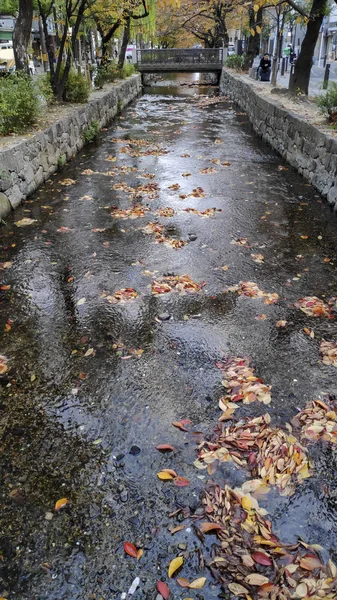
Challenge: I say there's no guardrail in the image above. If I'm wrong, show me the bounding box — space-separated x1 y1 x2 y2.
136 48 224 65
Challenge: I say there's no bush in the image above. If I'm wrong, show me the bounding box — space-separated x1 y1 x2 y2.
0 73 39 135
120 62 135 79
316 82 337 115
94 61 119 88
64 70 91 103
36 73 55 105
225 54 246 71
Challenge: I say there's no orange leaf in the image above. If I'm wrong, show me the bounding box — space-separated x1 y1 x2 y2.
156 444 174 452
174 476 190 487
161 469 177 477
137 549 143 560
157 471 174 480
55 497 68 511
199 522 223 533
299 554 322 570
176 577 190 588
172 421 189 431
124 542 138 558
157 581 170 599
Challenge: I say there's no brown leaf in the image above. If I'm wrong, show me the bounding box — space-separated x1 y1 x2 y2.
199 522 223 533
245 574 269 586
174 476 190 487
156 444 174 452
176 577 190 588
299 554 322 570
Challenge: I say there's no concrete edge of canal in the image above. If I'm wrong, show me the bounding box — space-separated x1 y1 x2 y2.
220 68 337 209
0 74 142 220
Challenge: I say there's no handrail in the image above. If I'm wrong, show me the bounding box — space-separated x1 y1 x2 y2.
137 48 224 65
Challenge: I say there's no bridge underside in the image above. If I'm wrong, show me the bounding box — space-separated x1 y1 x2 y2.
137 64 223 73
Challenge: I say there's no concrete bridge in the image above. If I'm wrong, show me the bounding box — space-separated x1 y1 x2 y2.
136 48 224 74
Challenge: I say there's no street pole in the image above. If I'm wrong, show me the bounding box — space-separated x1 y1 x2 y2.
318 23 324 66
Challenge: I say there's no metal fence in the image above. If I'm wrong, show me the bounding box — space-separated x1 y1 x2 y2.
136 48 224 65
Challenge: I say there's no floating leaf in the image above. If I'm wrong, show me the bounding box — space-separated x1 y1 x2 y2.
157 581 170 599
199 522 223 533
188 577 206 589
55 497 68 511
168 556 183 577
77 297 86 306
156 444 174 452
15 218 37 227
124 542 138 558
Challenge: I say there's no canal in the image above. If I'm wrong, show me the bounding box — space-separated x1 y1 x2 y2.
1 73 337 600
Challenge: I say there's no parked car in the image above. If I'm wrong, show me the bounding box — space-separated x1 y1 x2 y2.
0 48 15 76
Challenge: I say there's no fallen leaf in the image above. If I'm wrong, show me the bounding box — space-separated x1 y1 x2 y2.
157 581 170 599
172 421 189 432
228 583 249 596
245 574 269 586
55 497 68 511
199 522 223 533
84 348 95 357
299 554 322 570
252 551 272 566
15 218 37 227
276 320 287 328
168 556 183 577
177 578 190 588
295 583 308 598
77 298 86 306
156 444 174 452
124 542 138 558
174 476 190 487
188 577 206 589
136 549 143 560
157 471 174 480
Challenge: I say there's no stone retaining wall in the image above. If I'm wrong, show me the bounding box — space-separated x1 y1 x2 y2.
220 69 337 208
0 74 142 219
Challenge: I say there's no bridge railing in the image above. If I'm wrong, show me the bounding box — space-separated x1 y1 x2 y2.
136 48 224 65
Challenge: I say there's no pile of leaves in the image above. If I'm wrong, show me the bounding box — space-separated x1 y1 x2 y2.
111 204 150 219
151 275 204 295
216 356 272 410
183 207 222 217
200 483 337 599
199 167 217 174
0 355 9 375
195 414 311 495
132 182 159 200
101 288 138 304
224 281 279 305
291 398 337 445
294 297 333 318
142 222 186 250
157 207 175 217
113 182 136 194
320 341 337 366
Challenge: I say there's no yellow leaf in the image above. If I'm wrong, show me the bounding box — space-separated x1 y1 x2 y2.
254 3 259 10
241 496 252 511
250 28 255 36
55 497 68 511
188 577 206 589
157 471 174 480
168 556 183 577
256 25 262 34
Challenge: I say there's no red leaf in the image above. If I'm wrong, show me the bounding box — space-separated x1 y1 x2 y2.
174 476 190 487
252 552 273 566
124 542 138 558
157 581 170 599
156 444 174 452
172 421 188 432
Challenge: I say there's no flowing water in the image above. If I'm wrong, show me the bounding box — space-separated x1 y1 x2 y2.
1 73 337 600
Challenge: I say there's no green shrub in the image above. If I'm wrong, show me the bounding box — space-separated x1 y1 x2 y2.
225 54 246 71
83 120 100 143
0 73 39 135
36 73 55 105
316 82 337 115
95 61 119 88
120 62 135 79
64 70 91 103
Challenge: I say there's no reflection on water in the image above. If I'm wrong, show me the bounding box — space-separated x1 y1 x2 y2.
143 71 218 96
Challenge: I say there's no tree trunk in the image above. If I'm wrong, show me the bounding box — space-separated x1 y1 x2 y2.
118 17 130 70
38 2 55 78
13 0 33 73
288 0 327 95
245 7 263 68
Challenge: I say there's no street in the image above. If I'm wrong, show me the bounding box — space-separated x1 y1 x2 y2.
1 74 337 599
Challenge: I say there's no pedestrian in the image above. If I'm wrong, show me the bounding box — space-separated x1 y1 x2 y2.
257 53 271 81
29 56 35 75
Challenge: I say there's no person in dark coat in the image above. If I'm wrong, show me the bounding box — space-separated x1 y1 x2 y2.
258 53 271 81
